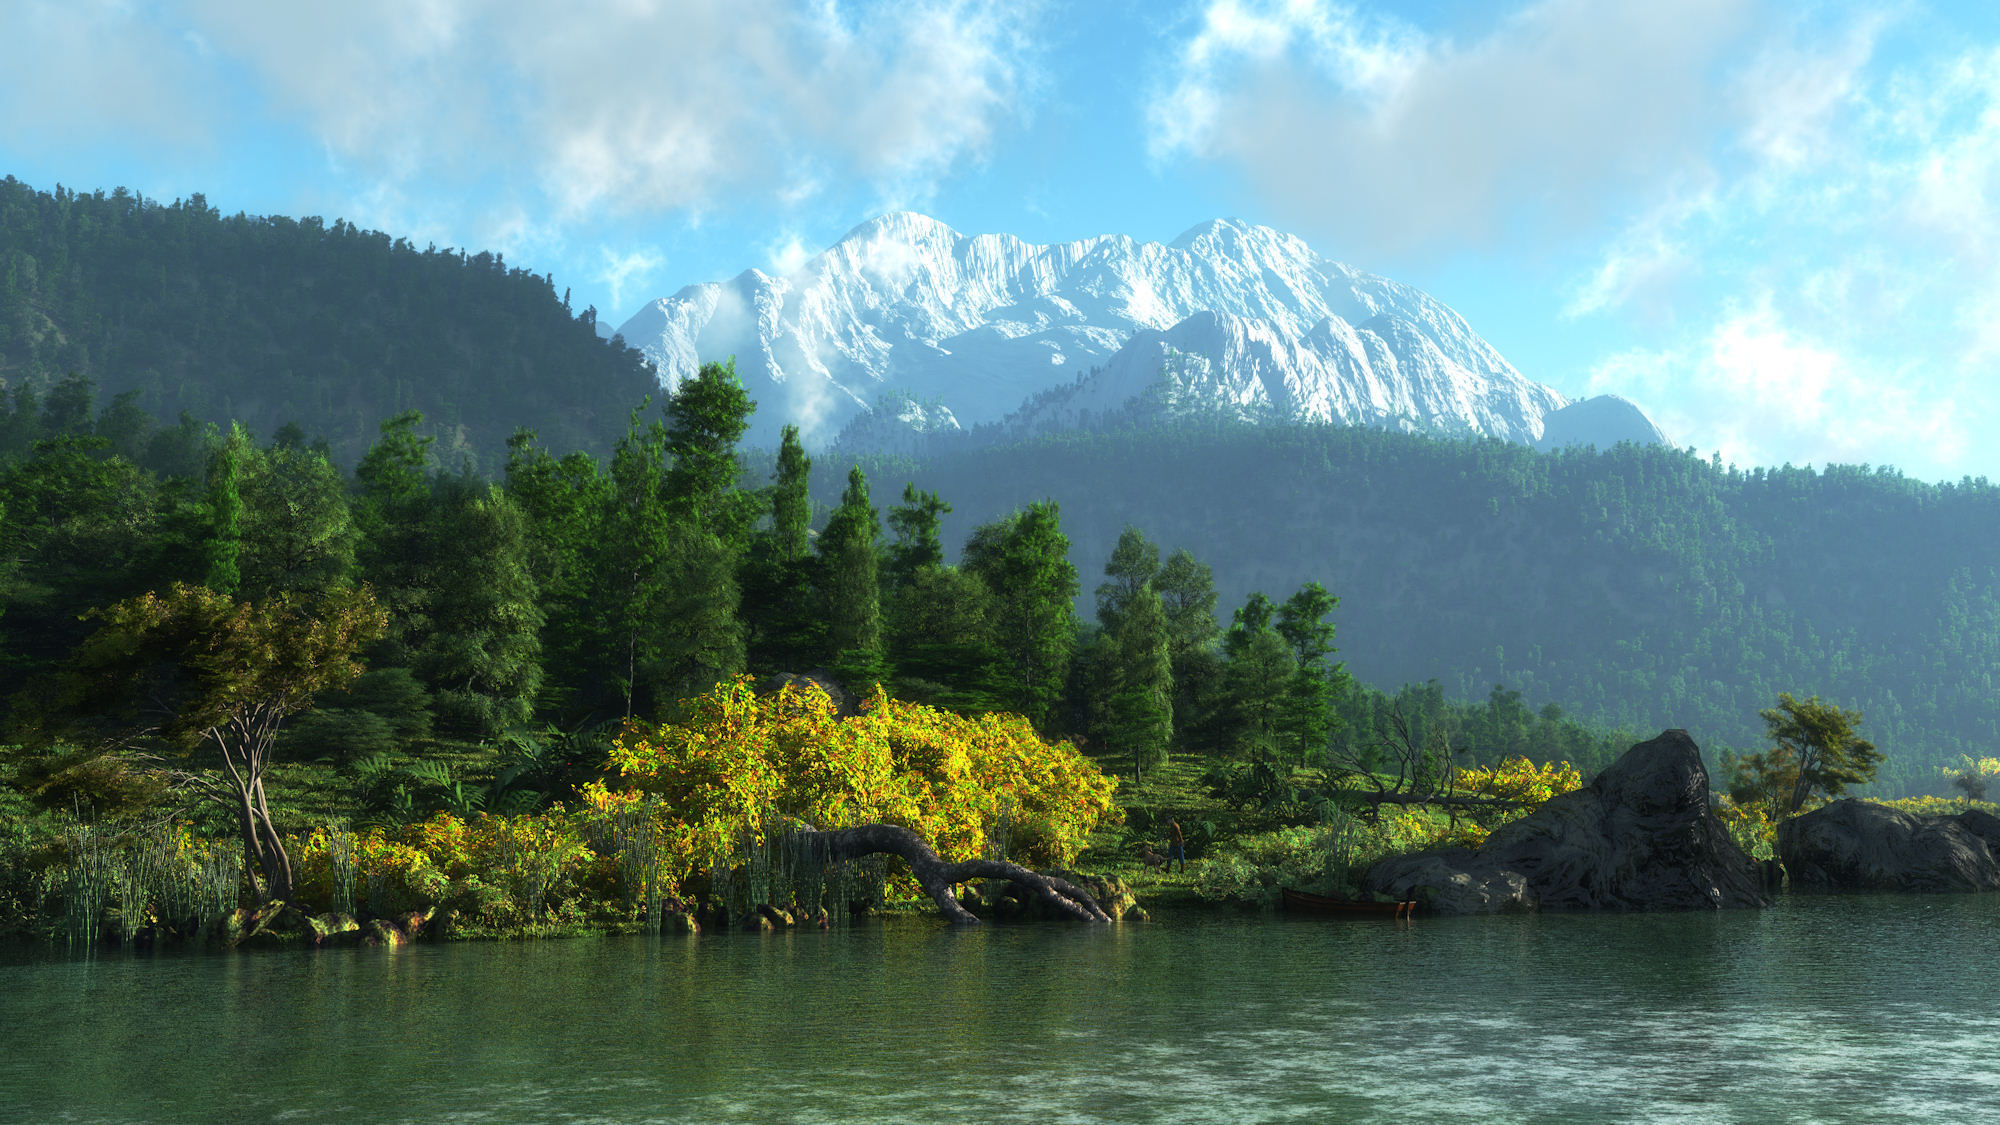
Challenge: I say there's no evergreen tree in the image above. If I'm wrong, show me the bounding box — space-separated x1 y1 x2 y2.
820 466 883 660
664 359 758 544
1096 525 1161 627
353 411 438 670
599 405 677 717
771 424 812 563
884 563 1003 711
417 476 545 737
741 424 823 673
505 430 611 721
650 362 756 703
236 441 356 599
1156 547 1224 752
885 482 951 591
1106 583 1174 782
963 501 1078 726
1274 581 1343 767
201 426 246 597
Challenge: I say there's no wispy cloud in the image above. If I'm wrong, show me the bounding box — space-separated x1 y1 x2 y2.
1149 0 1757 259
597 246 666 312
4 1 1041 229
1586 297 1969 477
1566 19 2000 480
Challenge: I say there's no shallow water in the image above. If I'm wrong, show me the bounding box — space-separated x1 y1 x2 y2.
4 895 1998 1123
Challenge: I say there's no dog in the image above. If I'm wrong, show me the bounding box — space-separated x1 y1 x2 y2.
1137 843 1169 871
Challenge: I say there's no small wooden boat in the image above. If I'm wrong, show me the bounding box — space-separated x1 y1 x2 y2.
1281 887 1416 918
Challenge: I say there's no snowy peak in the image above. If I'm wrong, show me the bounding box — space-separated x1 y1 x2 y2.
1003 308 1564 443
614 212 1598 451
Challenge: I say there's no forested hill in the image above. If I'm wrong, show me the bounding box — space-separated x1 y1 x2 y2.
822 421 2000 794
0 178 653 467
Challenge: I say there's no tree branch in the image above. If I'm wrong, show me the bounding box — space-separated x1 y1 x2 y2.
792 823 1111 925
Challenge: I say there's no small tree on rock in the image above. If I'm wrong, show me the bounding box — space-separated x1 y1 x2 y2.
1760 692 1881 814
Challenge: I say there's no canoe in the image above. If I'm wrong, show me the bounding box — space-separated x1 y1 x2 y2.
1281 887 1416 918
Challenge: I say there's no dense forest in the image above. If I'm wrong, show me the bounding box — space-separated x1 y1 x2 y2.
0 370 1634 830
3 176 1990 799
0 178 654 468
818 422 2000 793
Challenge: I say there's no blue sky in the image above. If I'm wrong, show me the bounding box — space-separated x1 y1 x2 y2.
4 0 2000 482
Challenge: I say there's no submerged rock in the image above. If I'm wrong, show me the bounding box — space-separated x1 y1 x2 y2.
1778 800 2000 893
1364 730 1767 914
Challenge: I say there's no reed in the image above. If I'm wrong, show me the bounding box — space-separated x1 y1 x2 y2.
326 827 355 918
59 819 115 953
606 799 664 929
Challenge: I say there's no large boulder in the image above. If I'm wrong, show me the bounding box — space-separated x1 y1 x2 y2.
1778 800 2000 893
1364 850 1535 914
1364 730 1768 914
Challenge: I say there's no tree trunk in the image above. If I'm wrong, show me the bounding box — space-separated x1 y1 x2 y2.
791 823 1111 925
1354 792 1532 810
251 774 295 902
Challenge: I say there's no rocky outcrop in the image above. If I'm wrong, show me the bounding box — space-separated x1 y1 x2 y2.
1777 800 2000 893
1362 851 1535 915
1364 730 1767 914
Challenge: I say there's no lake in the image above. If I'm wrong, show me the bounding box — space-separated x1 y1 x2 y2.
3 894 1997 1123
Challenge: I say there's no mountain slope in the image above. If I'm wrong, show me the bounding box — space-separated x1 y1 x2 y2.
0 178 655 466
801 421 1997 795
617 213 1575 449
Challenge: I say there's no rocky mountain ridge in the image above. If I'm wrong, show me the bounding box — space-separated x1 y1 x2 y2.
613 212 1660 452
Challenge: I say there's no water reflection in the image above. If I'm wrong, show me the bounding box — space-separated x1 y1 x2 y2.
4 896 1999 1123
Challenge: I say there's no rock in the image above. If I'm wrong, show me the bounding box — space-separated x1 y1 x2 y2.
758 671 856 715
309 912 362 947
393 908 437 942
659 908 700 935
740 912 774 932
757 904 794 927
1363 730 1767 914
1778 799 2000 893
1953 808 2000 857
365 919 405 946
233 901 321 949
1366 851 1535 914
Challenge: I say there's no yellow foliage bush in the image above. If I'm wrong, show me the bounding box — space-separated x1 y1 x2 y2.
1453 756 1584 806
292 811 596 924
587 678 1117 897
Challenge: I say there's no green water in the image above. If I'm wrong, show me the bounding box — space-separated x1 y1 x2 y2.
3 895 1997 1123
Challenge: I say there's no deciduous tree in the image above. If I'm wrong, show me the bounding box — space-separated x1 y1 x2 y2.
58 583 386 902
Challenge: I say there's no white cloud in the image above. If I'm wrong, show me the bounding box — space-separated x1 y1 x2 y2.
1564 20 2000 480
1586 300 1969 476
597 246 666 312
10 1 1039 224
1149 0 1757 258
764 234 814 277
0 1 220 153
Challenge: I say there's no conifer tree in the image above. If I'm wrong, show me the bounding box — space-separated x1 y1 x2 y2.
885 482 951 591
1107 583 1174 782
771 424 812 563
820 466 883 658
201 426 246 597
963 501 1078 726
505 429 611 721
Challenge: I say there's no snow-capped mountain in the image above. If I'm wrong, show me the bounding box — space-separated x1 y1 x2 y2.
613 213 1613 450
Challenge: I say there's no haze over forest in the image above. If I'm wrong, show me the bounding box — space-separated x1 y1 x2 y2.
3 174 1997 798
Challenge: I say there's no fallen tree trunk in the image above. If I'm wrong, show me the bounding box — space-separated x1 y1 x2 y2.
1353 793 1531 810
793 823 1111 925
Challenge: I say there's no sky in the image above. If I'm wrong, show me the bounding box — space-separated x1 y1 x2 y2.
4 0 2000 482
